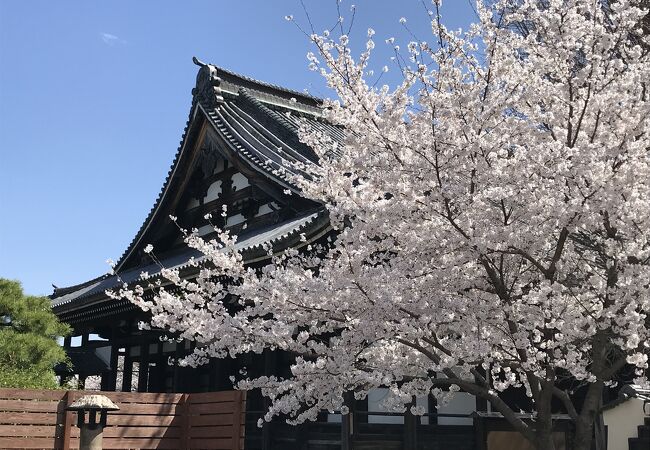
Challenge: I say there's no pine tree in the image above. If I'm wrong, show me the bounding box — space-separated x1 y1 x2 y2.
0 278 70 389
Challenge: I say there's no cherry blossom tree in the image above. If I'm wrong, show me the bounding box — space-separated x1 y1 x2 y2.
110 1 650 449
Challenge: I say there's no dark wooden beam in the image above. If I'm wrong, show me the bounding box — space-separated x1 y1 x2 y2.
107 339 119 391
341 392 354 450
404 397 417 450
137 342 150 392
121 352 133 392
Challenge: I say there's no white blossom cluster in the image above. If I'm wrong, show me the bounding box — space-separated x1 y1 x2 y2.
110 1 649 446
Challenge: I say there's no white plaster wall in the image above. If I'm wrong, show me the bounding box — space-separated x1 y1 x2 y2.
256 202 280 217
437 392 476 425
368 388 404 424
226 214 246 227
256 203 274 217
365 388 430 424
204 180 222 203
327 412 342 423
197 224 214 236
603 398 646 450
88 333 108 342
231 173 249 191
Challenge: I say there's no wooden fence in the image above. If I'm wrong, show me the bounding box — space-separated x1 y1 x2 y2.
0 388 246 450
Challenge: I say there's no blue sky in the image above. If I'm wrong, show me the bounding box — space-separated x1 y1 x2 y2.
0 0 476 296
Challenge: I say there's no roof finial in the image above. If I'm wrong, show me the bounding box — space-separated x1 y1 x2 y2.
192 56 207 67
192 58 224 107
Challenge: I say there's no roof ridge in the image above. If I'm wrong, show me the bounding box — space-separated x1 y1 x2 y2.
212 64 322 104
51 274 108 299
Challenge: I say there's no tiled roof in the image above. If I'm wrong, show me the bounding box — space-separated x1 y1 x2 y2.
51 60 342 310
112 61 341 272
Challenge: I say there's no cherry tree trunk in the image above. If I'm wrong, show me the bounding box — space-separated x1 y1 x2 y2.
534 434 557 450
572 381 605 450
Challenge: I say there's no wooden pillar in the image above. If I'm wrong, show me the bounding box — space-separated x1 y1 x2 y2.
474 413 486 450
151 341 164 393
121 349 134 392
208 357 219 391
60 335 71 387
137 342 150 392
295 422 307 450
173 341 185 392
475 368 488 412
77 332 90 390
341 392 354 450
404 397 417 450
428 395 438 425
107 342 119 391
261 350 276 450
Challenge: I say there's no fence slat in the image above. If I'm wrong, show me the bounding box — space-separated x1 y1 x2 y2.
0 425 57 437
189 413 235 427
189 390 240 404
189 437 235 449
109 403 182 415
0 437 60 448
99 437 181 449
75 391 184 404
103 414 179 426
0 389 66 401
0 400 61 413
190 401 236 414
71 426 181 438
0 412 60 425
189 425 233 438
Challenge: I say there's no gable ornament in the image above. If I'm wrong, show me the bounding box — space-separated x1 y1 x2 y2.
192 56 224 108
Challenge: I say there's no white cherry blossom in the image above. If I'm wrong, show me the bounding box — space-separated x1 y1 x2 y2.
109 2 650 450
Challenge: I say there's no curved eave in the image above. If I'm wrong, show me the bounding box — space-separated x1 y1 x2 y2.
215 65 322 108
52 209 332 320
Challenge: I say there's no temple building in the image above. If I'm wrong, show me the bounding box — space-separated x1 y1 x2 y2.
51 59 575 450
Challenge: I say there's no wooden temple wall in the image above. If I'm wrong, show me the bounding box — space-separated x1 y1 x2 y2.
0 388 246 450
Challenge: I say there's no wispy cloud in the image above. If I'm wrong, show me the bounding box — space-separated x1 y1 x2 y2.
100 32 126 46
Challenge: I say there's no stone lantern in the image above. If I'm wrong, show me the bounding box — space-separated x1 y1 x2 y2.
67 395 119 450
